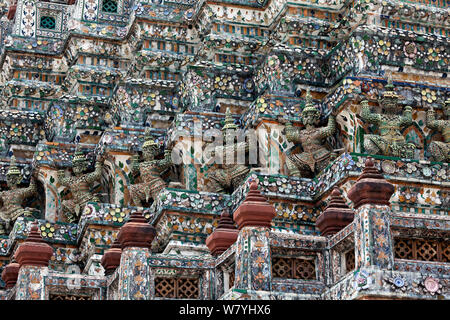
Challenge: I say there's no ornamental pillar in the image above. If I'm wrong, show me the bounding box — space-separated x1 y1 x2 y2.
232 181 276 294
14 223 54 300
116 212 156 300
347 158 395 270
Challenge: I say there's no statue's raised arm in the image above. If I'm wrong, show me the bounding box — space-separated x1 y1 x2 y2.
426 107 445 132
360 100 381 124
57 169 70 187
85 159 103 184
285 120 301 143
22 176 37 198
399 105 413 127
319 114 336 139
426 100 450 162
158 148 173 170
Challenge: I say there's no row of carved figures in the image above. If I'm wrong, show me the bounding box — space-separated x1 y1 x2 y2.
0 83 448 234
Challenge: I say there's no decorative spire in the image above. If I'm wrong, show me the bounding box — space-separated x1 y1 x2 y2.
217 210 236 230
6 156 20 176
101 238 122 276
302 89 319 114
222 108 238 131
244 179 268 203
117 211 157 249
316 188 354 236
381 73 400 101
206 209 239 256
347 157 395 209
326 188 351 209
233 179 276 229
14 222 54 267
1 262 20 289
128 210 148 224
72 146 86 165
25 223 45 244
356 157 384 181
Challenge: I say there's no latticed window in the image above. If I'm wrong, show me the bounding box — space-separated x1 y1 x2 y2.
102 0 118 13
272 257 316 280
49 294 91 300
394 238 450 262
345 249 355 273
40 16 56 30
155 277 199 299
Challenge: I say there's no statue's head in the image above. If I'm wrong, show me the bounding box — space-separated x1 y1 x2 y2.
301 89 320 126
222 108 238 142
380 75 401 113
142 128 159 161
72 148 88 176
6 156 22 189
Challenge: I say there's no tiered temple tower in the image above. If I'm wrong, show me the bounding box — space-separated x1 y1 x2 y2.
0 0 448 300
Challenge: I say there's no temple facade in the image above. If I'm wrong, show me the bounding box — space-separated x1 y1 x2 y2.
0 0 448 300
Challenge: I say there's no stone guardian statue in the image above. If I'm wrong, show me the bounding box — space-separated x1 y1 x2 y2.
206 108 250 193
360 76 416 158
426 99 449 162
284 89 336 178
0 156 37 234
129 129 172 206
57 148 103 223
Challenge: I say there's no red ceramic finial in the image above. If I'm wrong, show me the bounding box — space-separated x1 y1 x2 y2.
348 157 395 209
206 210 239 256
327 188 351 209
26 223 45 243
128 211 147 224
331 188 340 196
14 221 54 267
244 179 267 203
233 178 276 229
7 4 17 20
217 210 237 230
111 238 121 249
1 262 20 289
101 238 122 276
117 211 156 249
357 157 384 181
316 187 354 236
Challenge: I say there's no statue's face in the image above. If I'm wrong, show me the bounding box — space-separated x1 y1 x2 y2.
6 174 21 189
143 146 157 161
73 162 86 176
302 110 320 126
